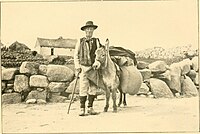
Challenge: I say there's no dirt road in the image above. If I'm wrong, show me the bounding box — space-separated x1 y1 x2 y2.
2 95 199 133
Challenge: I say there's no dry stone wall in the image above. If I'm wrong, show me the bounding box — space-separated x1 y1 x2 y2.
2 62 75 104
1 55 199 104
137 56 199 98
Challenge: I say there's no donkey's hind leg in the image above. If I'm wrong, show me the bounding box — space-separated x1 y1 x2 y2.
123 93 127 106
104 89 110 112
112 89 117 113
118 91 123 107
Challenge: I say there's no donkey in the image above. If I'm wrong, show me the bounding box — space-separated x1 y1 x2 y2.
92 39 120 112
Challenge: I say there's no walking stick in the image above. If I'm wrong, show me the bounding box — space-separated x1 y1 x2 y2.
67 72 80 114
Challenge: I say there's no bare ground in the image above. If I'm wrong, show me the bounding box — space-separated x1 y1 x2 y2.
2 95 199 133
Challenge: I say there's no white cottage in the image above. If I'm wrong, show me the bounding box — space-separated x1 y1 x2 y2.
35 37 77 57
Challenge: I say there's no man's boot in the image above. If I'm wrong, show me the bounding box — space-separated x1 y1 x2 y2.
87 95 99 115
79 96 87 116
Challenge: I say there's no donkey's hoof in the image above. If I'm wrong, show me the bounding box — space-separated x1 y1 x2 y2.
123 103 127 107
104 107 108 112
113 109 117 113
118 103 121 107
113 107 117 113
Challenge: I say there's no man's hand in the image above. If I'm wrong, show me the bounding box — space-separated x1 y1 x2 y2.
76 68 82 73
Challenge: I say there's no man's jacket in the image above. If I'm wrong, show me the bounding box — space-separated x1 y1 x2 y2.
74 37 101 69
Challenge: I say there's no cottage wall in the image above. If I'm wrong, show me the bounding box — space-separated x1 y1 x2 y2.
35 37 77 57
40 47 51 56
54 48 74 56
40 47 74 57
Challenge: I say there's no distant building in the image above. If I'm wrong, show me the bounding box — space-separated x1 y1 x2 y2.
9 41 31 52
34 37 77 57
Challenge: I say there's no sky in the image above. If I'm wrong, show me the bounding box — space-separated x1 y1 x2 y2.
1 0 198 52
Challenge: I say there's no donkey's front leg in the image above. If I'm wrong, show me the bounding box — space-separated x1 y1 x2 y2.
112 89 117 113
104 89 110 112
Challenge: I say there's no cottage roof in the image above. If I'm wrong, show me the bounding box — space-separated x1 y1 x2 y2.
35 37 77 49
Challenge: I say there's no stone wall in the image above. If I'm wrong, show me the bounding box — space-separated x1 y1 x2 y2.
2 56 199 104
137 56 199 98
2 62 75 104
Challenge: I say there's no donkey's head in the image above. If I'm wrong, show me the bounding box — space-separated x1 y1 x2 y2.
92 39 109 70
92 46 106 70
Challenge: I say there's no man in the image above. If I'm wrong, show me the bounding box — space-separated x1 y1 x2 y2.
74 21 101 116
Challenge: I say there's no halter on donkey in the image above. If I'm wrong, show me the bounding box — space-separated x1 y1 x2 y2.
93 39 120 112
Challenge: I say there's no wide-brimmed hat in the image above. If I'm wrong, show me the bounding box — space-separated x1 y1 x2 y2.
81 21 98 31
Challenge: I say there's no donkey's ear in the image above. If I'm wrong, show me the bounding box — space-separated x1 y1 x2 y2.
105 38 109 50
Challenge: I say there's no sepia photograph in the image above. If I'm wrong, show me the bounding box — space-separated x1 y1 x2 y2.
1 0 199 133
